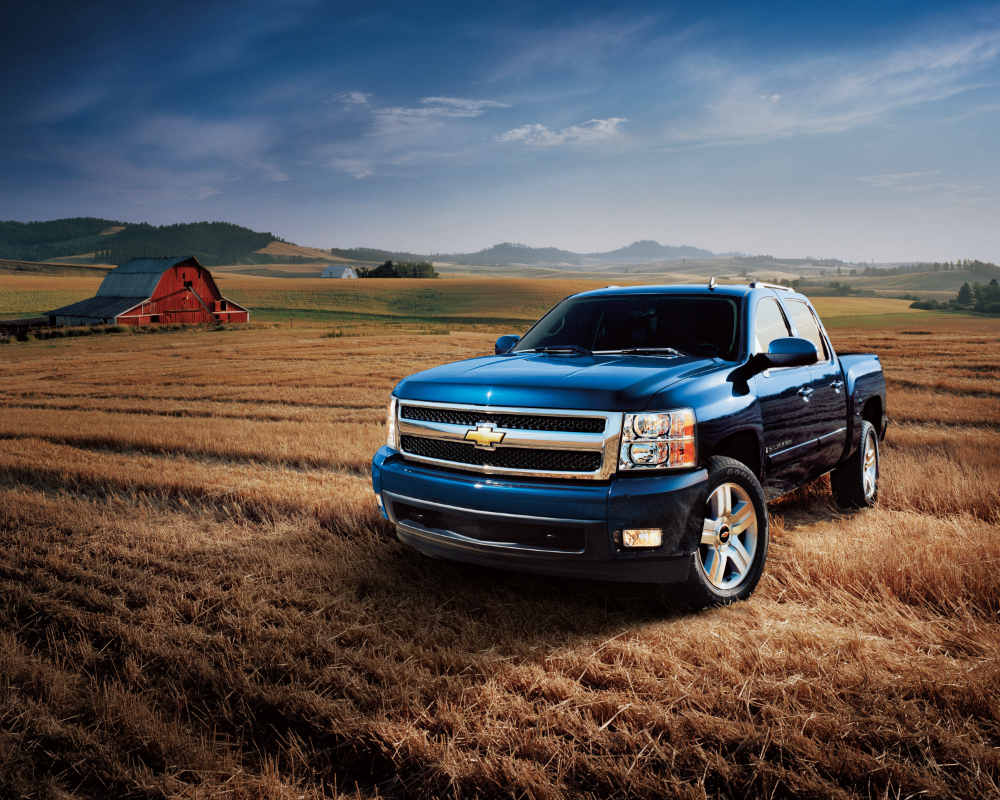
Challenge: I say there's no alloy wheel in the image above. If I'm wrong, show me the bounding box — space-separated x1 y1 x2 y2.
699 482 759 590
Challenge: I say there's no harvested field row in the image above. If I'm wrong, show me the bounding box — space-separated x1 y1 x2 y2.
1 386 386 409
0 395 383 424
886 373 1000 397
0 407 384 472
883 387 1000 425
0 438 375 532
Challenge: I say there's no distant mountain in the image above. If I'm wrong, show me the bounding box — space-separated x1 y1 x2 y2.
442 242 583 266
438 240 714 266
332 240 715 267
587 240 715 263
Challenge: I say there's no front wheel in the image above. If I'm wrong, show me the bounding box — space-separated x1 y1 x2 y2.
671 456 769 609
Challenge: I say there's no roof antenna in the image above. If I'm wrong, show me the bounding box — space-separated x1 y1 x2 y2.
708 276 717 290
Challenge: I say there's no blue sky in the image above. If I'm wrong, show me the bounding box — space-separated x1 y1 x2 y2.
3 0 1000 260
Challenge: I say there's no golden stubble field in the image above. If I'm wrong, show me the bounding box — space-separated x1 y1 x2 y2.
0 297 998 799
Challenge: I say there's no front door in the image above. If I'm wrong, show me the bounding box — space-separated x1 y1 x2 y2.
750 295 820 496
783 298 848 475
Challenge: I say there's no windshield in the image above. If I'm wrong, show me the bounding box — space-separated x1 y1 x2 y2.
513 294 741 360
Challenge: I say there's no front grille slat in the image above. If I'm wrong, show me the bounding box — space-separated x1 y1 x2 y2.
400 435 602 473
400 405 604 433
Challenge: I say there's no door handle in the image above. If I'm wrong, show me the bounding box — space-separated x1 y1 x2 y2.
831 380 844 393
797 387 814 402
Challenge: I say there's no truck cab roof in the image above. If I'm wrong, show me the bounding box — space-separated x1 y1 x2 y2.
573 283 810 304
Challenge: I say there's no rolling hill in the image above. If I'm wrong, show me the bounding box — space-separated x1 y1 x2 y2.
329 240 717 267
0 218 125 262
585 240 715 263
0 219 329 267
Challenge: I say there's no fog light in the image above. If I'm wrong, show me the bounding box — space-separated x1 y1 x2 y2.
621 528 662 548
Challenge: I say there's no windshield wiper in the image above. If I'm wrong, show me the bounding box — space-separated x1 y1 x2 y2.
528 344 593 356
600 346 685 357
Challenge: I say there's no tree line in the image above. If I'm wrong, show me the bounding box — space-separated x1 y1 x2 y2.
864 259 1000 276
911 279 1000 314
358 260 438 278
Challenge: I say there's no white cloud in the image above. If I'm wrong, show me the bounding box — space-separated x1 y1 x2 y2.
420 97 509 114
197 186 222 199
857 170 941 188
323 95 510 177
373 96 509 137
336 90 371 106
330 157 374 179
667 29 1000 146
498 117 627 147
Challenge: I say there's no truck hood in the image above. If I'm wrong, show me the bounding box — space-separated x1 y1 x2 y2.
394 352 724 411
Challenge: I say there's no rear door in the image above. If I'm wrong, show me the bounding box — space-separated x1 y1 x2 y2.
783 298 848 475
750 295 819 496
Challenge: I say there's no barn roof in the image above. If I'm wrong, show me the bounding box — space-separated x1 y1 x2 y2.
321 265 358 277
96 256 199 298
48 296 145 321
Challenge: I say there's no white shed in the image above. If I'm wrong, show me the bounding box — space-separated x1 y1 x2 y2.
321 265 359 279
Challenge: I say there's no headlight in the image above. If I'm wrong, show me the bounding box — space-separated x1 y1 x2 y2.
386 396 398 448
619 408 696 470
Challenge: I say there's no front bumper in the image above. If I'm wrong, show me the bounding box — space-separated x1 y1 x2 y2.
372 446 708 584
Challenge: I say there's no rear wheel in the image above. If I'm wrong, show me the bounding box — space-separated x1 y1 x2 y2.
831 420 879 508
671 456 769 609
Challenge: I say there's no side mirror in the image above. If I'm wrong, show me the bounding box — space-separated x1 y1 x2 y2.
495 334 520 355
763 336 817 368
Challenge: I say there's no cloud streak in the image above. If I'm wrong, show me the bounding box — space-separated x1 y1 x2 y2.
498 117 627 147
335 90 371 106
666 29 1000 146
326 94 509 178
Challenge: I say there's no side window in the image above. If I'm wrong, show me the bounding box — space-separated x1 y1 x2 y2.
753 297 791 353
786 300 829 360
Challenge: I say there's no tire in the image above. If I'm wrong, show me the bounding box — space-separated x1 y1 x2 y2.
669 455 769 609
831 419 879 509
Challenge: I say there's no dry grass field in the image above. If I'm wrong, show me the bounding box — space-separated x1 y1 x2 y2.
0 286 998 798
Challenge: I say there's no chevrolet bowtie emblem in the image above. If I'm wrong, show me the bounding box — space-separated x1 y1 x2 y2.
465 423 505 449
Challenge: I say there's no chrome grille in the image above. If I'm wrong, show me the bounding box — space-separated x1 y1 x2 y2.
401 435 603 472
394 400 622 479
400 404 605 433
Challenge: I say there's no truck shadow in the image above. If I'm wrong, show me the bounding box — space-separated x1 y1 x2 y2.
768 474 845 528
341 476 850 650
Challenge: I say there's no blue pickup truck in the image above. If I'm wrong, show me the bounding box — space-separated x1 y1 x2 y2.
371 282 886 608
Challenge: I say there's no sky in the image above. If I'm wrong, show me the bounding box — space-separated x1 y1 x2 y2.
3 0 1000 261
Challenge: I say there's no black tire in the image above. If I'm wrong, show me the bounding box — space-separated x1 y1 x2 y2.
831 419 879 509
668 455 769 610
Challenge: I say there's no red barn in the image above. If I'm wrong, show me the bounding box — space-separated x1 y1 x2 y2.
49 256 249 326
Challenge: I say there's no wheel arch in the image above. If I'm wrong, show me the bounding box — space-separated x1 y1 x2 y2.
861 395 883 432
705 428 763 480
